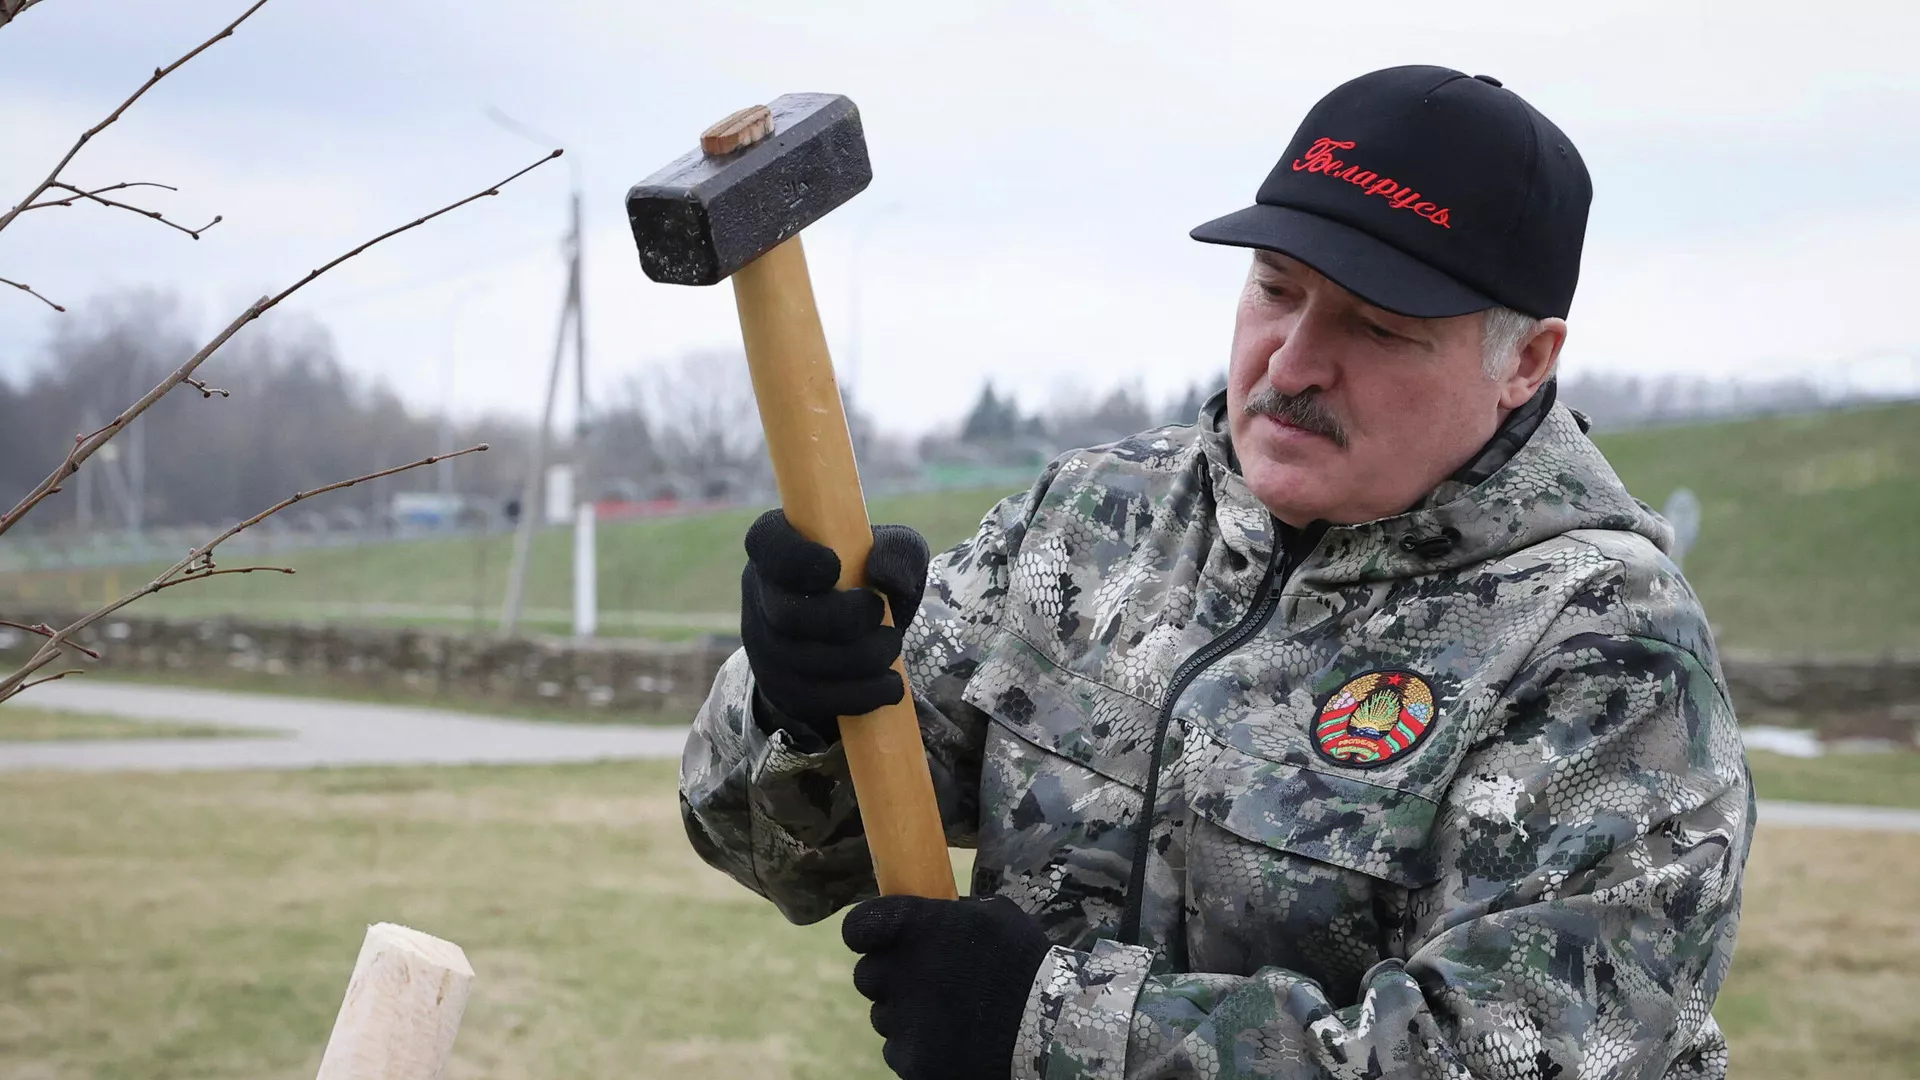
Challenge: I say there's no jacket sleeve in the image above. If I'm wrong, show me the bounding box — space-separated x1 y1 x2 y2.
679 461 1065 925
1012 628 1754 1080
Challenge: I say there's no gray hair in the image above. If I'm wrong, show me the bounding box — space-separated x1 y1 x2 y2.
1481 306 1542 378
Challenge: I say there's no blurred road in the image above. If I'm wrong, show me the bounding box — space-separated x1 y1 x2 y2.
1752 800 1920 833
3 683 1917 836
0 681 689 772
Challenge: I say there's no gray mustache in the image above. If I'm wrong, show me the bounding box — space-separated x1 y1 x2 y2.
1244 386 1348 448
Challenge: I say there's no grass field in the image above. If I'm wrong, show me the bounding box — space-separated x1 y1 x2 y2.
0 487 1018 640
0 704 263 742
0 760 1912 1080
3 401 1915 654
1747 749 1920 810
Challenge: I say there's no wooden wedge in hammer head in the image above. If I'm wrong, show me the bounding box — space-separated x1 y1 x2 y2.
626 93 872 286
623 94 956 902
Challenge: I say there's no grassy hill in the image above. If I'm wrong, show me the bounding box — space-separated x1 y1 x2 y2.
1592 401 1916 655
3 401 1914 654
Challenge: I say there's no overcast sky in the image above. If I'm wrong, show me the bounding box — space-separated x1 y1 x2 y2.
1 0 1915 437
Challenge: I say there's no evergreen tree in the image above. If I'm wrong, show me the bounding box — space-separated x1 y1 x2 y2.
960 381 1020 442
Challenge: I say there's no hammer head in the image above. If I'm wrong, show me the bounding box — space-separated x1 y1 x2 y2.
627 93 872 286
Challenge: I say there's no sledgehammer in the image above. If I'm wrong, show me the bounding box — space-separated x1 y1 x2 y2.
626 95 957 901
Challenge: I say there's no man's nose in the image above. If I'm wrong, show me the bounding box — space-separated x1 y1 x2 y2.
1265 307 1340 396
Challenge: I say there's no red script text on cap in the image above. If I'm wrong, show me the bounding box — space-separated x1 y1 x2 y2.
1292 138 1453 229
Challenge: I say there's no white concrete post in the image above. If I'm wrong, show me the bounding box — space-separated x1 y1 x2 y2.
573 499 597 639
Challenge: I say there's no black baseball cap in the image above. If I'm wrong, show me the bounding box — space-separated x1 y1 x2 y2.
1191 65 1591 320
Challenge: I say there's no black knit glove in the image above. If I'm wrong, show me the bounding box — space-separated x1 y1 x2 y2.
843 896 1051 1080
740 508 930 747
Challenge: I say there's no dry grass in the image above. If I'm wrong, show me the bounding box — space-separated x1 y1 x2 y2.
0 761 888 1080
0 761 1912 1079
1716 826 1920 1078
0 704 266 742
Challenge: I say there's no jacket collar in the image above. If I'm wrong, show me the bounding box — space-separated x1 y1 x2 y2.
1198 384 1669 586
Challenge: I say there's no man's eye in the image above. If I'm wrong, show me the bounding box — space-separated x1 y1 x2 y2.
1363 321 1399 342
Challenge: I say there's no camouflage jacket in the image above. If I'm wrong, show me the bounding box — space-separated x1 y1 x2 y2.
681 393 1753 1080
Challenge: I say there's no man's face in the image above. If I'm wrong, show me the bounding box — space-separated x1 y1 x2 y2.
1226 252 1554 527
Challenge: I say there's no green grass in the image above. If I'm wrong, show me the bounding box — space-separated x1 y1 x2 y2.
3 402 1915 655
0 761 1910 1079
1746 749 1920 810
1588 402 1919 655
0 704 267 741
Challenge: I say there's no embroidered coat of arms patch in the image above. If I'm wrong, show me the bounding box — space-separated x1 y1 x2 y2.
1313 670 1437 768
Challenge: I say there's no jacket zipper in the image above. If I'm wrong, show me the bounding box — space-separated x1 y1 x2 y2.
1117 518 1328 946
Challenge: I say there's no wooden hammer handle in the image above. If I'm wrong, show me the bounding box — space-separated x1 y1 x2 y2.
731 235 959 901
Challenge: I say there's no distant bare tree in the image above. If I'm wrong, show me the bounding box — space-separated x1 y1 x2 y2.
0 291 543 530
639 352 768 499
590 377 664 500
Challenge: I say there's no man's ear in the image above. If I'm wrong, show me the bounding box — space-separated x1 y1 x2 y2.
1500 317 1567 409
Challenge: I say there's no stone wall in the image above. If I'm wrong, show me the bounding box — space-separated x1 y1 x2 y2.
2 613 1914 739
0 613 739 718
1719 648 1920 741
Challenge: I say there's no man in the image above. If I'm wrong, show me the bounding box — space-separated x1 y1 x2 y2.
681 65 1752 1080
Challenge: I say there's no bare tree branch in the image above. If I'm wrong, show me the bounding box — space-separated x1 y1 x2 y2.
0 276 64 311
0 3 553 705
22 180 182 211
147 565 295 594
258 149 561 310
0 149 559 538
0 0 272 236
0 0 274 261
14 669 85 694
38 181 224 239
0 620 101 660
0 0 48 32
0 444 489 702
195 444 485 552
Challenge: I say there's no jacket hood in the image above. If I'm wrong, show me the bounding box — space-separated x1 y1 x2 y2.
1197 389 1673 586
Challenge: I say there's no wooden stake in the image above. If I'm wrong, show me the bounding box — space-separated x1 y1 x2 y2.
731 234 959 901
314 923 475 1080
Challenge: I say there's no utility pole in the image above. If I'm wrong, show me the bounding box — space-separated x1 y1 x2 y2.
494 110 595 639
499 216 578 637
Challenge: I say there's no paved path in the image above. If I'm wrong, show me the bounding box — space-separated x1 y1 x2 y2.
5 684 1919 834
0 682 689 773
1751 799 1920 833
